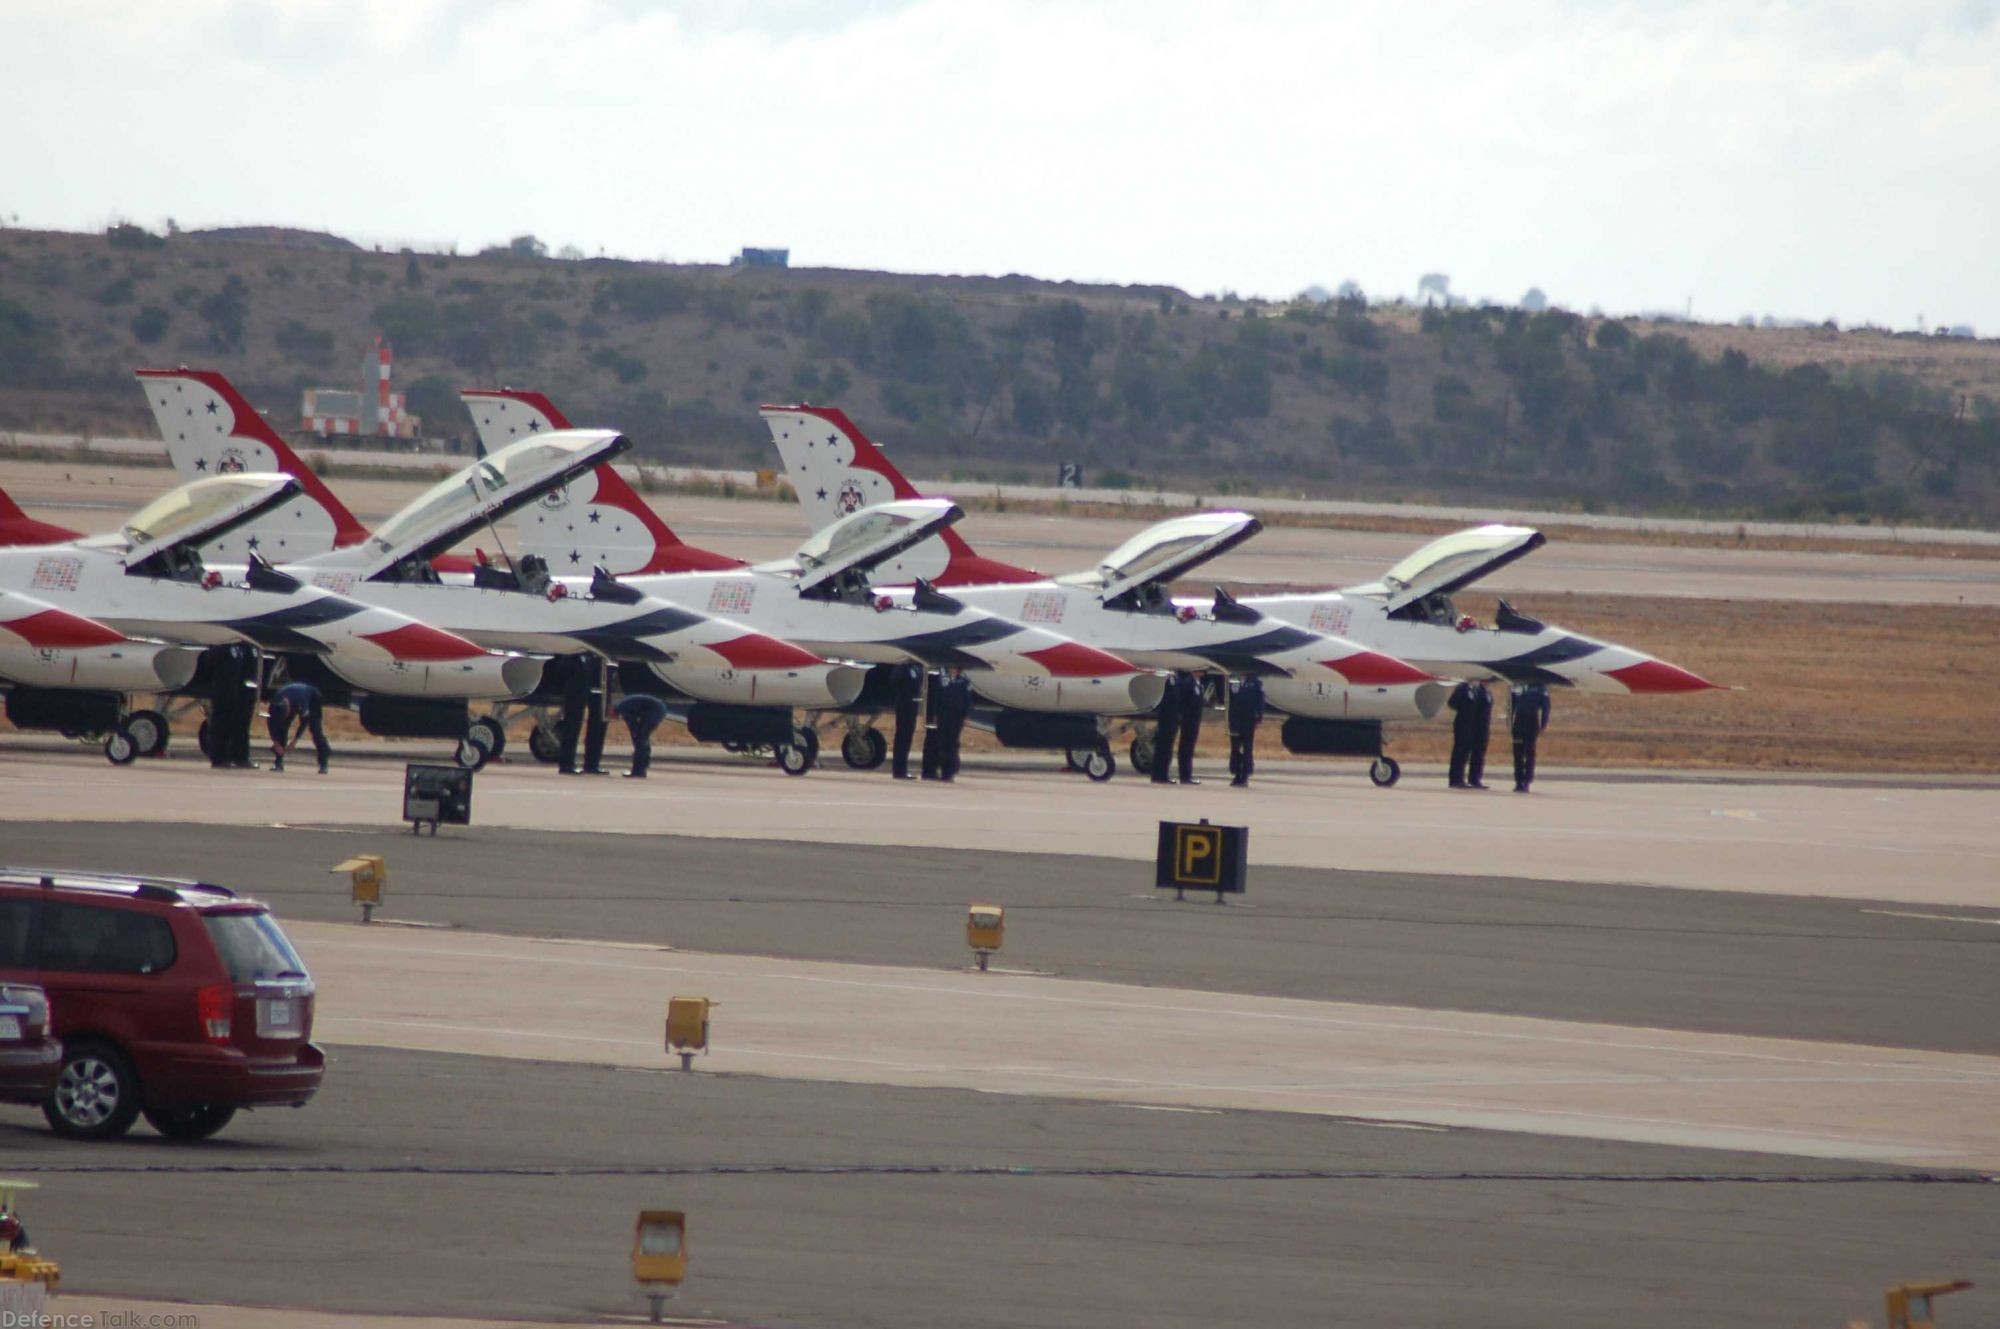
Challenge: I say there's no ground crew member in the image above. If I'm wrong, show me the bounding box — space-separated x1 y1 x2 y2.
204 645 237 770
889 659 923 780
1174 671 1206 784
937 666 971 782
581 656 609 775
1446 679 1482 788
1227 674 1265 787
1509 682 1552 792
615 691 670 779
221 642 259 768
267 680 330 773
555 655 608 775
1469 679 1494 789
1150 674 1183 784
920 668 945 780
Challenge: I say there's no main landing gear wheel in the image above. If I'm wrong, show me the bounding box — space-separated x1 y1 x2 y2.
124 708 169 757
104 725 140 766
527 724 561 764
467 716 506 761
1129 735 1155 775
776 742 813 776
454 736 487 771
1369 756 1401 788
841 728 887 770
1063 748 1087 772
1083 748 1115 783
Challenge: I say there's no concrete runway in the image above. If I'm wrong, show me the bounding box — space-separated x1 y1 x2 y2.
3 746 1996 906
8 457 1998 605
7 1046 1995 1328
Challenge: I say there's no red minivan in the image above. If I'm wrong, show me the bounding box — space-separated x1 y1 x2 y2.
0 868 324 1140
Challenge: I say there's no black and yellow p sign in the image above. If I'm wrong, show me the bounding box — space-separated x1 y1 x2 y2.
1156 819 1248 897
1175 825 1222 884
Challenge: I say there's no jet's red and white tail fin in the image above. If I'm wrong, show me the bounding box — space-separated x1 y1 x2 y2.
459 388 743 576
759 404 1041 587
136 369 370 561
0 486 81 546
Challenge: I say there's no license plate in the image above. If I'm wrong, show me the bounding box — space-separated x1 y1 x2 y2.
257 999 299 1037
0 1016 20 1040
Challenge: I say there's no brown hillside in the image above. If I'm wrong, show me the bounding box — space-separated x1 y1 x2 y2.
2 224 1996 526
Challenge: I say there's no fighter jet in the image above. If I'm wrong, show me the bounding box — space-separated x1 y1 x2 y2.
0 588 202 760
0 473 535 760
137 370 869 771
148 374 1157 775
760 404 1718 783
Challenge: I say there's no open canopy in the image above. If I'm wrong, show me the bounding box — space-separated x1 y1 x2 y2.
1066 511 1262 602
1351 524 1547 612
122 473 300 561
792 498 962 597
340 429 629 578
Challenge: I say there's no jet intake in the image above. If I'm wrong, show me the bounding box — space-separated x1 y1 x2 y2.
1263 679 1446 722
973 670 1166 716
651 662 866 709
328 651 543 701
0 642 201 693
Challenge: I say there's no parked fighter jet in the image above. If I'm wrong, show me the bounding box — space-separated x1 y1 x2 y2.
150 375 1159 776
762 404 1717 783
0 588 201 760
465 391 1424 780
138 370 864 770
0 473 533 760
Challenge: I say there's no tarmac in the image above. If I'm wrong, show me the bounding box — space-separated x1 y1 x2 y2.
2 744 1997 1324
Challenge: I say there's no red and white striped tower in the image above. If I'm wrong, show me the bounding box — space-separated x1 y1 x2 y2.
371 336 394 435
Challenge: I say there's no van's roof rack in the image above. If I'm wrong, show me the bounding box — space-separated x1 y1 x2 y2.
0 867 236 902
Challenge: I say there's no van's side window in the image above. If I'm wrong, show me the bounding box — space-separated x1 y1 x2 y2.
38 903 177 975
0 899 38 968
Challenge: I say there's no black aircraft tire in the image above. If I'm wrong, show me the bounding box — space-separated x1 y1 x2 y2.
1063 747 1088 772
841 728 887 770
467 716 506 760
125 709 170 757
527 725 561 764
1084 749 1115 783
1369 756 1401 788
1129 736 1155 775
777 744 812 776
105 726 140 766
455 737 488 771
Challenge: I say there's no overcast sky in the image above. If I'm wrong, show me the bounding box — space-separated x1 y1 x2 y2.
7 0 1998 331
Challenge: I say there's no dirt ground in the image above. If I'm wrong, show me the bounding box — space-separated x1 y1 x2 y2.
235 593 1996 774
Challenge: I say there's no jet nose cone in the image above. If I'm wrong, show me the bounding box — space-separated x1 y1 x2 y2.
1603 657 1720 694
1324 649 1434 687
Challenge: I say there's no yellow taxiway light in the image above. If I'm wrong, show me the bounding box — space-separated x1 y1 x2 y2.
332 854 387 923
665 996 715 1071
967 904 1004 971
1887 1279 1974 1329
633 1209 686 1322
